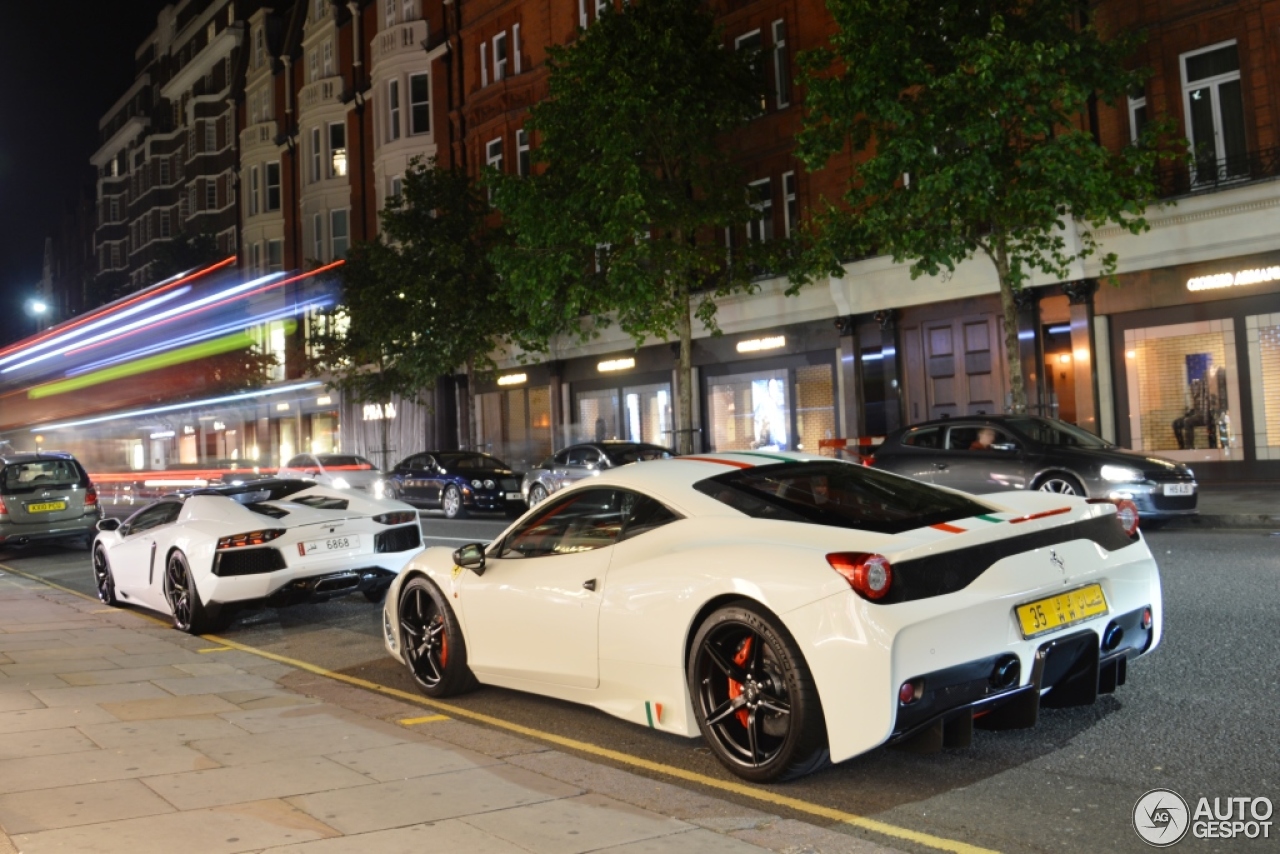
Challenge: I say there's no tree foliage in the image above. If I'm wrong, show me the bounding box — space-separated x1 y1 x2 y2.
151 231 223 282
492 0 801 452
307 158 511 447
798 0 1183 413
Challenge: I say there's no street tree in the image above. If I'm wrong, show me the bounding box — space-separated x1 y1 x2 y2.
492 0 799 453
308 158 511 460
797 0 1182 414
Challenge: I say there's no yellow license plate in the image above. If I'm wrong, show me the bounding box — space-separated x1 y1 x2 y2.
1016 584 1108 638
26 501 67 513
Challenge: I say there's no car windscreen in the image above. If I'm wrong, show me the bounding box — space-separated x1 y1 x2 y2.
439 453 508 471
315 455 374 469
605 446 672 465
1005 417 1112 449
0 459 85 494
694 461 992 535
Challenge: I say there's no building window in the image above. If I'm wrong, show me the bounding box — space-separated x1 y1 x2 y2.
266 161 281 211
159 158 170 185
388 79 401 141
513 24 522 75
331 209 349 258
735 30 766 116
250 241 262 274
384 0 396 28
390 175 403 201
313 212 324 260
480 41 488 88
249 165 260 215
493 32 508 82
160 209 171 238
322 40 334 76
267 239 284 272
254 26 266 67
109 197 120 222
402 0 416 21
190 184 199 213
329 122 347 177
517 128 530 176
1129 90 1148 144
772 20 790 110
1181 41 1247 183
486 138 503 202
314 0 326 22
409 72 429 134
206 178 217 210
747 178 773 242
308 49 319 83
310 127 321 183
782 171 797 238
205 119 217 153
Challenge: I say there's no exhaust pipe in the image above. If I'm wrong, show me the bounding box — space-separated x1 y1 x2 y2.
1101 622 1125 653
991 655 1021 690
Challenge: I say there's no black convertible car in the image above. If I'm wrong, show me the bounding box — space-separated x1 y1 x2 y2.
870 415 1197 520
379 451 524 518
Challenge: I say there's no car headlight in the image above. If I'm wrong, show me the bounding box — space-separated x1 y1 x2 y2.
483 479 495 490
332 477 352 490
1100 464 1143 483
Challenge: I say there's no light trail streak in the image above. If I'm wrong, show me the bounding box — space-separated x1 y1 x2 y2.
29 381 325 431
28 321 298 399
0 257 235 362
64 298 333 378
1 273 286 374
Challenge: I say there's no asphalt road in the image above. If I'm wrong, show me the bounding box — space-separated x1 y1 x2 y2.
2 521 1276 854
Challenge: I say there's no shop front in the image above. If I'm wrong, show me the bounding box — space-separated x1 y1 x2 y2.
475 364 556 470
564 351 675 450
1100 252 1280 481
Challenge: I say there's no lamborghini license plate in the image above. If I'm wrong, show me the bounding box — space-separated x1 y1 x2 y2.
300 535 361 555
1016 584 1108 638
26 501 67 513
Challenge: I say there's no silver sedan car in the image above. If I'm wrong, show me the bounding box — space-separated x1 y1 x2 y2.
276 454 384 494
521 441 672 507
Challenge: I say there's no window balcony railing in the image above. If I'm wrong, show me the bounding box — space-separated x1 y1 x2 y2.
1154 147 1280 199
373 20 427 66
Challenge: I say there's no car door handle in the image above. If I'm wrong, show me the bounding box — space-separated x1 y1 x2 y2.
582 579 597 591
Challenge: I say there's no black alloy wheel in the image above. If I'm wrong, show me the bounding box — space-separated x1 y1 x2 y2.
688 602 829 782
399 577 476 697
93 544 117 606
164 551 213 634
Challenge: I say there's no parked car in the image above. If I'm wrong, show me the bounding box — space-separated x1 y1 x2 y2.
92 478 422 634
277 454 383 494
522 441 673 507
379 451 524 518
0 451 102 549
870 415 1197 519
383 451 1160 782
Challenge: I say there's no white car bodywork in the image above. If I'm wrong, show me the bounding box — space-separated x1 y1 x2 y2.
276 455 384 494
383 453 1162 779
95 481 422 629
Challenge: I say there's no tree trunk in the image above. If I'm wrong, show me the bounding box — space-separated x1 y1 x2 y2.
463 358 477 452
676 277 694 454
379 403 391 470
993 243 1029 415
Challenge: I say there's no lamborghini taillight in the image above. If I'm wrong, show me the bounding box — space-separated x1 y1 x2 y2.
216 529 286 549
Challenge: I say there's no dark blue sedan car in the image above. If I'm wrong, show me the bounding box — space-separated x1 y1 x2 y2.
379 451 524 519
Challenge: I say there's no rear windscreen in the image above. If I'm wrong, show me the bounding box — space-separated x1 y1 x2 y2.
693 461 991 535
1 460 85 494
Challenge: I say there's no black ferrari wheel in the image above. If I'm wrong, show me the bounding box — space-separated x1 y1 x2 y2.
164 551 213 635
398 577 477 697
441 485 467 519
688 602 829 782
93 543 117 606
1036 473 1085 496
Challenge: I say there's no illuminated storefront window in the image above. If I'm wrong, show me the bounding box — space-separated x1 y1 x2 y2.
1246 313 1280 459
708 363 835 453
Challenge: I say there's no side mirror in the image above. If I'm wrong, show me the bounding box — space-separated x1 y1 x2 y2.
96 518 121 532
453 542 487 575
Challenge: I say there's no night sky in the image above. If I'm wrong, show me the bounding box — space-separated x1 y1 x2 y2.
0 1 169 349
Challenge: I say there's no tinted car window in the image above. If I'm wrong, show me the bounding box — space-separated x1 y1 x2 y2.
605 446 672 465
316 455 374 469
947 426 1016 451
284 455 308 468
125 502 181 535
694 461 992 535
1006 416 1110 449
1 459 84 494
439 453 508 471
619 493 680 541
552 450 571 466
498 488 627 558
901 427 942 449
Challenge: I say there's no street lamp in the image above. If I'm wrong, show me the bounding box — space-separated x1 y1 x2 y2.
26 298 48 333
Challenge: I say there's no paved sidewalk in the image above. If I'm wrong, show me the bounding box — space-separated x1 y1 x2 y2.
0 570 902 854
1165 484 1280 530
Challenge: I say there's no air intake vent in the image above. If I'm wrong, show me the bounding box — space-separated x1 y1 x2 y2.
213 548 287 577
375 525 421 553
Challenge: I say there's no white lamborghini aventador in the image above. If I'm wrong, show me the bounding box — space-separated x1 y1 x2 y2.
93 479 423 633
383 452 1162 782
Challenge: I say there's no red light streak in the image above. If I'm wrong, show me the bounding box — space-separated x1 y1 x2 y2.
0 257 236 360
63 261 345 358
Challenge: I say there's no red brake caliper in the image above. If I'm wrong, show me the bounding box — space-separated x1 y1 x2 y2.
726 636 753 727
437 618 449 669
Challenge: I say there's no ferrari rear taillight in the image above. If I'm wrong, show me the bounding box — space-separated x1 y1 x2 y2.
216 529 286 549
861 454 876 467
827 552 893 601
84 485 98 507
1088 497 1140 537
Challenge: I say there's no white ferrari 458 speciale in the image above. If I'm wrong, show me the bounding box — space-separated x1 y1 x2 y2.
382 452 1162 782
93 479 423 633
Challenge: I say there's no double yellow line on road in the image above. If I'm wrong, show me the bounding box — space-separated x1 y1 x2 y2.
0 560 996 854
